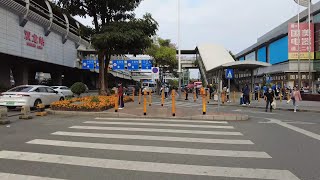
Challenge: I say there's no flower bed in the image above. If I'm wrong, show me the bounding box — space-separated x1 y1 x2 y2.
51 96 133 112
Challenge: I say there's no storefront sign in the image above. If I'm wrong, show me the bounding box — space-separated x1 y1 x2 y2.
288 23 314 60
24 30 45 50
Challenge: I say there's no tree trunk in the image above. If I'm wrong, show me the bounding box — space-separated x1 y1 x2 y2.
98 51 107 95
104 53 112 95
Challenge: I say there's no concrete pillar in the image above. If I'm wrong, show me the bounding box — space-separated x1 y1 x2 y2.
0 63 11 89
12 66 28 86
51 72 62 86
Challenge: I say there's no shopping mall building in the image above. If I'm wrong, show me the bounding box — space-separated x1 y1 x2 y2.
236 1 320 92
0 0 138 90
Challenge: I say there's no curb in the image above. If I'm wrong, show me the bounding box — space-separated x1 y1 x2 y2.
226 104 320 113
46 109 249 121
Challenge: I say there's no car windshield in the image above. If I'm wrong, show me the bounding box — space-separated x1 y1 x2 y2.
7 86 33 92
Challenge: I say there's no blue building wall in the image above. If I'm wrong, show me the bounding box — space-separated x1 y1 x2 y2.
257 46 267 62
268 36 288 64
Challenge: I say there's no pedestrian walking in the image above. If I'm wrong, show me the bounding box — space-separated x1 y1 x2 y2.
243 84 250 105
291 86 302 112
118 83 124 109
184 85 189 100
264 88 274 112
254 85 259 100
209 84 214 99
164 86 169 99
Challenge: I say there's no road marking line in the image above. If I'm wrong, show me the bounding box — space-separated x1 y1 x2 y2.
83 121 234 129
267 118 320 141
27 139 269 158
70 126 243 136
52 131 253 144
0 172 65 180
283 121 316 125
0 151 300 180
94 117 228 124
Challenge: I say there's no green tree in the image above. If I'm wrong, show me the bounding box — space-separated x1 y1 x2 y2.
56 0 147 95
92 14 158 91
145 37 177 90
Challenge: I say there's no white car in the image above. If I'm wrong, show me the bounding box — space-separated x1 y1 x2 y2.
0 85 65 109
51 86 73 97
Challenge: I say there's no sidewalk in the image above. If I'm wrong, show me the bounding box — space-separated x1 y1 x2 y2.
221 99 320 113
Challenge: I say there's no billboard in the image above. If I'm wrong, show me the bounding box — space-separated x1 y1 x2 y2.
288 23 314 60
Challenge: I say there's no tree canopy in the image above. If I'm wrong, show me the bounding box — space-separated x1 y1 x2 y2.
145 38 177 73
56 0 158 95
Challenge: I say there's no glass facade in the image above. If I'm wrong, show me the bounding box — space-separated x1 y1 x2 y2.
268 36 288 64
257 46 267 62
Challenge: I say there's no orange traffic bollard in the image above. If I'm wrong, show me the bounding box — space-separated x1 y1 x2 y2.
200 88 206 115
114 95 119 112
258 91 260 102
161 88 165 106
221 92 225 104
207 89 210 104
233 91 236 103
149 90 152 106
172 90 176 116
193 89 197 102
132 89 135 102
143 91 147 115
138 88 141 104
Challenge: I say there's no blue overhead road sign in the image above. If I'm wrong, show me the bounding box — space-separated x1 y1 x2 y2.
82 59 95 70
112 60 125 70
226 69 234 79
127 60 139 71
141 60 152 70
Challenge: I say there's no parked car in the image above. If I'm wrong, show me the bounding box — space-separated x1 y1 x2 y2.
51 86 73 97
0 85 65 109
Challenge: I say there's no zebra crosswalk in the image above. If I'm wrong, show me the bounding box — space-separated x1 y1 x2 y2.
0 117 301 180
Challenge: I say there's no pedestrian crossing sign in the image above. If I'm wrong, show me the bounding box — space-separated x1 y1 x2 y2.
226 69 234 79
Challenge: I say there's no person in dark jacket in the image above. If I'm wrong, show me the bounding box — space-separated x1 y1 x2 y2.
264 88 274 112
118 83 124 109
243 84 250 105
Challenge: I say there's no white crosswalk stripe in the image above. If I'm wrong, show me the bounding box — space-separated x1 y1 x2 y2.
69 126 243 135
27 139 270 158
0 117 301 179
0 172 65 180
94 117 228 124
83 121 234 129
0 151 300 180
52 131 254 144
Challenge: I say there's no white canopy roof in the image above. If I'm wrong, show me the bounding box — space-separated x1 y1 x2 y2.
197 44 235 72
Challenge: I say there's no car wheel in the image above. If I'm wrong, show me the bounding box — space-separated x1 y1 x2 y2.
34 99 42 108
59 97 65 101
7 106 16 110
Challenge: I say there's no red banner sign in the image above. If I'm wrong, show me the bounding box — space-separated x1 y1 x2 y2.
24 30 45 50
288 23 314 60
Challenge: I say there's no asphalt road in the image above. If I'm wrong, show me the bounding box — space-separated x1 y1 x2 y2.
0 107 319 180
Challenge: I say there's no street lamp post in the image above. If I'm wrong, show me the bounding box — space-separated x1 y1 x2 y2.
294 0 313 92
177 0 182 97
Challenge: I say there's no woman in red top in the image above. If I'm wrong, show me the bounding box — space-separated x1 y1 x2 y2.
118 83 124 109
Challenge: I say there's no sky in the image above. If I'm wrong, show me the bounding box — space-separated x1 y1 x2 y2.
74 0 319 79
